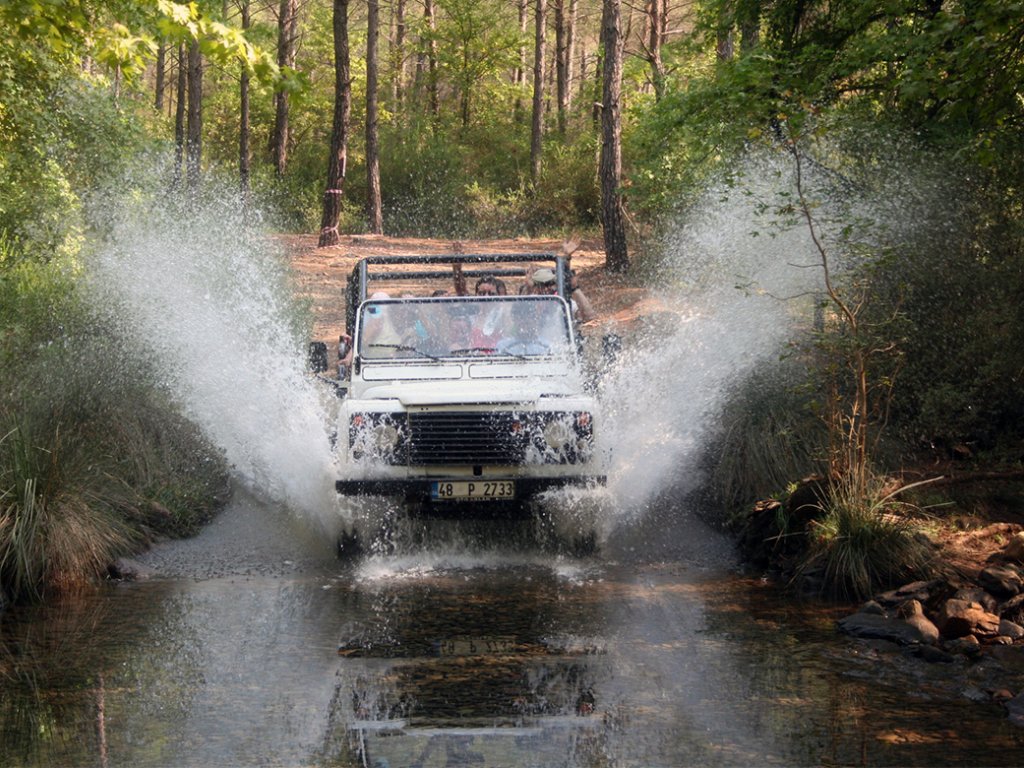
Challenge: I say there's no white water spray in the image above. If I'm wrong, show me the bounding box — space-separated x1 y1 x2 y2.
598 154 829 519
91 186 342 536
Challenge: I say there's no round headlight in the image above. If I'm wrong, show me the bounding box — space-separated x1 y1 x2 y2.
543 419 573 449
372 423 399 451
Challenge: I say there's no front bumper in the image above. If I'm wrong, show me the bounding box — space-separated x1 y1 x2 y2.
335 475 606 500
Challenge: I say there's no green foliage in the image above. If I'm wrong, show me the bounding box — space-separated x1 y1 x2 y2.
797 476 938 601
705 361 828 526
0 333 229 602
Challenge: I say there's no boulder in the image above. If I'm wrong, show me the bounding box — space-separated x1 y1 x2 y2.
904 644 955 664
954 587 999 614
979 564 1023 598
935 599 1001 639
108 557 157 581
1000 619 1024 641
1003 532 1024 564
837 611 932 646
1001 594 1024 625
944 635 982 658
859 600 886 616
896 600 940 644
1006 692 1024 728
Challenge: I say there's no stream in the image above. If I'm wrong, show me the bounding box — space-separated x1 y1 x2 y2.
3 488 1023 767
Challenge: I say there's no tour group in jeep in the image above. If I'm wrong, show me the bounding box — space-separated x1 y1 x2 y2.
310 253 609 551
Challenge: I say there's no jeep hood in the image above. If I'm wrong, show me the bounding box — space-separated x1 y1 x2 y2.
358 378 582 406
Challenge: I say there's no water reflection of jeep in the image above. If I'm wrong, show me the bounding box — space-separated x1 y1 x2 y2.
322 254 608 551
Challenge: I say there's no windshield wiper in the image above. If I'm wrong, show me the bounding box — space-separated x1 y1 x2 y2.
366 343 441 361
449 346 498 356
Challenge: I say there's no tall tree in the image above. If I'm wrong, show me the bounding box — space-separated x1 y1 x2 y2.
174 42 187 185
514 0 529 122
530 0 547 185
154 43 166 111
390 0 406 107
599 0 627 270
272 0 299 177
643 0 666 100
240 0 252 197
318 0 352 247
554 0 576 133
366 0 383 233
186 39 203 192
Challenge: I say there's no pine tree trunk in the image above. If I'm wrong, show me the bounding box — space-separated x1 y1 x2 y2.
425 0 438 118
240 0 251 197
273 0 298 177
391 0 405 108
530 0 547 187
600 0 628 271
173 43 186 185
319 0 352 247
155 44 166 111
555 0 566 134
186 40 203 192
514 0 528 123
646 0 666 101
366 0 383 234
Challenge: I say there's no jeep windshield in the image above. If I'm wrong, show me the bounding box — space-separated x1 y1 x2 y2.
358 296 573 361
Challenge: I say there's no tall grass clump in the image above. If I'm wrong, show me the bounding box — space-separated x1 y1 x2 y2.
796 477 939 601
703 361 828 527
0 417 137 600
1 239 229 603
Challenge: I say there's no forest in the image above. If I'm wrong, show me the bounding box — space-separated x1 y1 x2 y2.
2 0 1023 603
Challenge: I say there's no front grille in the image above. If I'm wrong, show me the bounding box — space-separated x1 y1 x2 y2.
407 411 525 466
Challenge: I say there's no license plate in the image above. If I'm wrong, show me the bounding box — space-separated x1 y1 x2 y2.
431 480 515 500
436 636 516 656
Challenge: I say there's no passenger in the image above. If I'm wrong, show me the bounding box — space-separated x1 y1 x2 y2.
528 268 558 295
360 292 403 357
474 275 499 296
496 302 563 356
568 268 597 323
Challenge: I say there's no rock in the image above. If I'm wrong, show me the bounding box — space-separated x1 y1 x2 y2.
990 645 1024 672
1000 619 1024 641
936 599 1001 639
837 611 932 646
904 644 955 664
1006 692 1024 728
979 564 1023 598
108 557 157 581
896 600 940 644
955 587 999 614
859 600 886 616
945 635 982 658
1003 532 1024 563
1000 594 1024 624
876 581 946 610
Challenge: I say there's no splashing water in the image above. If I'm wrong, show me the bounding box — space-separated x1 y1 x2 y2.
598 154 829 520
90 186 343 536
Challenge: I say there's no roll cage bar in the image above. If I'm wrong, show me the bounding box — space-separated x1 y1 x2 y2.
345 253 571 335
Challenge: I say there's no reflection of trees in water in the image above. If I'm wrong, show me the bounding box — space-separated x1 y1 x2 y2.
0 582 202 766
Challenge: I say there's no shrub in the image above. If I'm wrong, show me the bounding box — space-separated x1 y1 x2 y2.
796 476 938 601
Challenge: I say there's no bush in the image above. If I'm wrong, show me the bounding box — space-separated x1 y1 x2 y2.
0 252 229 603
796 477 939 601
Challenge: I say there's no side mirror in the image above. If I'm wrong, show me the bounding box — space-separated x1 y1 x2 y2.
308 341 328 373
337 335 351 381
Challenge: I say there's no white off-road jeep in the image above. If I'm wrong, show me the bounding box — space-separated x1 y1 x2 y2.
320 254 607 548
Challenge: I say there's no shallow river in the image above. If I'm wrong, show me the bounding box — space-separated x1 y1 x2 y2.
3 490 1023 767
